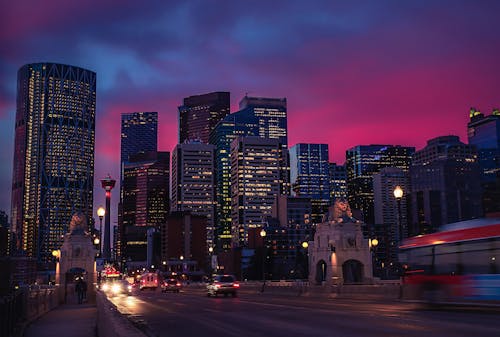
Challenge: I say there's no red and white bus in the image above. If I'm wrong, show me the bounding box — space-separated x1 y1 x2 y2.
399 219 500 305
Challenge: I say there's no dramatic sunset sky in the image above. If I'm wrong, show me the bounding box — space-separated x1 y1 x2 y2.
1 0 499 219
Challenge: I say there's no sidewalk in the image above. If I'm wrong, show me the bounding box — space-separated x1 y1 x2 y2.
23 303 96 337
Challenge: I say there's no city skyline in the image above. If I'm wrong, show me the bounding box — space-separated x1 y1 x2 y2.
1 1 500 217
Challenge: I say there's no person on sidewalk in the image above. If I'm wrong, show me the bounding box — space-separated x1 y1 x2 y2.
82 279 88 302
75 278 84 304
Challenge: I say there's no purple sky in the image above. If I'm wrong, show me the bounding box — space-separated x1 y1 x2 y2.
1 0 499 222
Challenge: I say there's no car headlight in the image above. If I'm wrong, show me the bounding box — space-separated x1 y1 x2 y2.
111 284 122 294
127 285 132 291
101 283 109 291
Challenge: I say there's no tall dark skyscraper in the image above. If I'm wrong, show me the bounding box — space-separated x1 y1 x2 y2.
120 112 158 176
119 112 158 263
345 145 415 225
178 91 230 144
120 151 170 264
11 63 96 262
410 136 482 234
290 143 330 223
467 108 500 214
209 96 289 250
329 163 347 203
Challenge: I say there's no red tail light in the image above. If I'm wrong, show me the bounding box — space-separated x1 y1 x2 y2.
233 283 240 288
176 283 181 286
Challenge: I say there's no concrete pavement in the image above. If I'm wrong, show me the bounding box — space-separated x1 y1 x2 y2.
23 303 96 337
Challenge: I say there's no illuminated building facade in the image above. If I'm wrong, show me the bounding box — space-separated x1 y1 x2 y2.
346 145 414 226
329 163 347 203
410 136 482 234
467 107 500 214
171 142 216 248
209 96 289 250
11 63 96 262
121 151 170 264
373 167 410 265
230 137 281 247
290 144 330 224
119 111 158 261
179 91 230 144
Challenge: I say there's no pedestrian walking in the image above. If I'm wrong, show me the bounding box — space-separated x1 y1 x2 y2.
75 278 84 304
82 279 88 302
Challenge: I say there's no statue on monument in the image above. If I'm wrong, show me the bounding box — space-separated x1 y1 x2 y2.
323 198 359 223
69 212 88 235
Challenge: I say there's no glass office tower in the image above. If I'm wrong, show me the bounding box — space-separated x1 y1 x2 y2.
11 63 96 262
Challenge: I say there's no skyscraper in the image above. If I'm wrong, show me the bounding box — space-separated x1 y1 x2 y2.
11 63 96 262
467 107 500 214
171 142 216 248
119 112 158 262
209 96 289 249
120 112 158 183
230 137 281 247
290 144 330 223
329 163 347 203
120 151 170 264
373 167 410 266
345 145 415 226
410 136 482 233
178 91 230 144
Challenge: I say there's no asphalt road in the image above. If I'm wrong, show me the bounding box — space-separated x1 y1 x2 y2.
106 287 500 337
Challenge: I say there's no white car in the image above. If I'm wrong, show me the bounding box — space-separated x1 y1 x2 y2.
207 275 239 297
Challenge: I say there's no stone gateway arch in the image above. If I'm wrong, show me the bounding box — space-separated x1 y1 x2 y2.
308 200 374 286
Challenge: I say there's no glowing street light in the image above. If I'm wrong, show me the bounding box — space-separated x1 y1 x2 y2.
393 186 404 242
302 241 309 249
97 206 105 256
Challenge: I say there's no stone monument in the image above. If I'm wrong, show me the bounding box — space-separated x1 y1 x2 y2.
308 199 374 286
55 212 97 303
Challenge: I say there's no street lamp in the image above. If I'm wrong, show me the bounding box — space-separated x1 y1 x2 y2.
260 229 266 290
208 247 214 276
370 238 379 277
97 206 105 256
393 186 404 243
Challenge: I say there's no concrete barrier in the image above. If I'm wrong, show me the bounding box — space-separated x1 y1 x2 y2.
96 291 146 337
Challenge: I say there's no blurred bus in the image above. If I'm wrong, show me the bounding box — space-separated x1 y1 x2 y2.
399 219 500 305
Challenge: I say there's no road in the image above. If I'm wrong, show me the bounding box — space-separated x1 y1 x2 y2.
106 286 500 337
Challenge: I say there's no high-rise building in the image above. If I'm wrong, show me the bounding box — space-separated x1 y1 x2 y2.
410 136 482 234
120 112 158 185
230 137 282 247
209 96 289 250
345 145 414 226
290 144 330 223
467 107 500 214
329 163 347 203
11 63 96 262
171 142 216 248
120 151 170 264
160 211 207 273
179 92 230 144
119 112 158 262
373 167 410 266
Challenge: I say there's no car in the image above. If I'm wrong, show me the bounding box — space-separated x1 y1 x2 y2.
161 278 182 293
105 279 133 296
206 274 239 297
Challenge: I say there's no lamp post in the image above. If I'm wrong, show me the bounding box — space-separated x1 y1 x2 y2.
370 238 379 277
260 228 266 291
301 241 309 279
97 206 105 256
393 186 404 243
208 247 214 276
